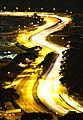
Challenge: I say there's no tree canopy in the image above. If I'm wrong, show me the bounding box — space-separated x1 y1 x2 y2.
60 47 83 97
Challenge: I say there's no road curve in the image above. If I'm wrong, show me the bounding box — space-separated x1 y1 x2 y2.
2 12 83 116
30 13 83 115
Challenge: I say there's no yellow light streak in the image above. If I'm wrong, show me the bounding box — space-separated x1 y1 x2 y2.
1 12 82 115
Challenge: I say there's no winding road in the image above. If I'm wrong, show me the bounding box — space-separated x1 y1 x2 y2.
2 12 83 117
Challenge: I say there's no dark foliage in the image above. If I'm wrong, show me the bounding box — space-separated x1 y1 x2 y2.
37 52 58 73
21 112 53 120
60 47 83 97
0 46 42 85
59 111 83 120
0 87 19 109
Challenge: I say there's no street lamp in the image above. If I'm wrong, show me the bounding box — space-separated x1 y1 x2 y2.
24 26 26 29
41 7 43 11
53 8 55 11
4 7 6 10
0 10 2 12
16 7 19 11
28 7 31 10
66 10 69 13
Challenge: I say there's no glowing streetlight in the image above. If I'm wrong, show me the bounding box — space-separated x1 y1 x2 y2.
66 10 69 13
16 7 19 10
24 26 26 29
53 8 55 11
41 8 43 11
4 7 6 10
28 7 31 10
0 10 2 12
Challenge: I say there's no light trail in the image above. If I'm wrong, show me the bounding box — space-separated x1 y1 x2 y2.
60 94 83 112
30 13 83 115
2 12 83 116
31 13 69 115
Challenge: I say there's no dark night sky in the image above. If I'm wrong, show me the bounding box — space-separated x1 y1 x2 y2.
0 0 83 12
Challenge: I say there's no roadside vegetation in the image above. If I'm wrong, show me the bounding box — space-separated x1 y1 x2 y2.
59 46 83 98
58 111 83 120
58 14 83 99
